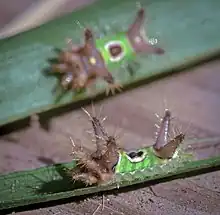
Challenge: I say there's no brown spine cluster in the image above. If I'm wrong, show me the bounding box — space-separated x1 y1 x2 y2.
51 28 122 96
69 108 120 185
153 109 185 159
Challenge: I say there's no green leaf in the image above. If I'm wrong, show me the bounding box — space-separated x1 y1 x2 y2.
0 0 220 126
0 154 220 210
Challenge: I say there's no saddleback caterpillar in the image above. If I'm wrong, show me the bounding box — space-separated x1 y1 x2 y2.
51 7 165 96
67 107 192 186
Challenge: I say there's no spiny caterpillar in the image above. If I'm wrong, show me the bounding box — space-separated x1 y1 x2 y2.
51 8 165 96
68 107 191 186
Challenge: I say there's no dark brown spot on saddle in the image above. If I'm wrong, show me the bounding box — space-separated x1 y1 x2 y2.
128 150 144 159
109 44 123 57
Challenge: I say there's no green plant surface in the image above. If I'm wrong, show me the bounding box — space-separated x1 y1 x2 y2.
0 0 220 126
0 153 220 211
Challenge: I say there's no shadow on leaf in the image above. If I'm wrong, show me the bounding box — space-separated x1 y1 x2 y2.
35 163 86 194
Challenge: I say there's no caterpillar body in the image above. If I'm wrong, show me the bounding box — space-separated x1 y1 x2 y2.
68 107 193 186
51 8 165 95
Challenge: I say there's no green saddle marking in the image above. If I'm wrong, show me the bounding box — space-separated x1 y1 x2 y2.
115 147 161 173
114 146 194 174
96 32 135 66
